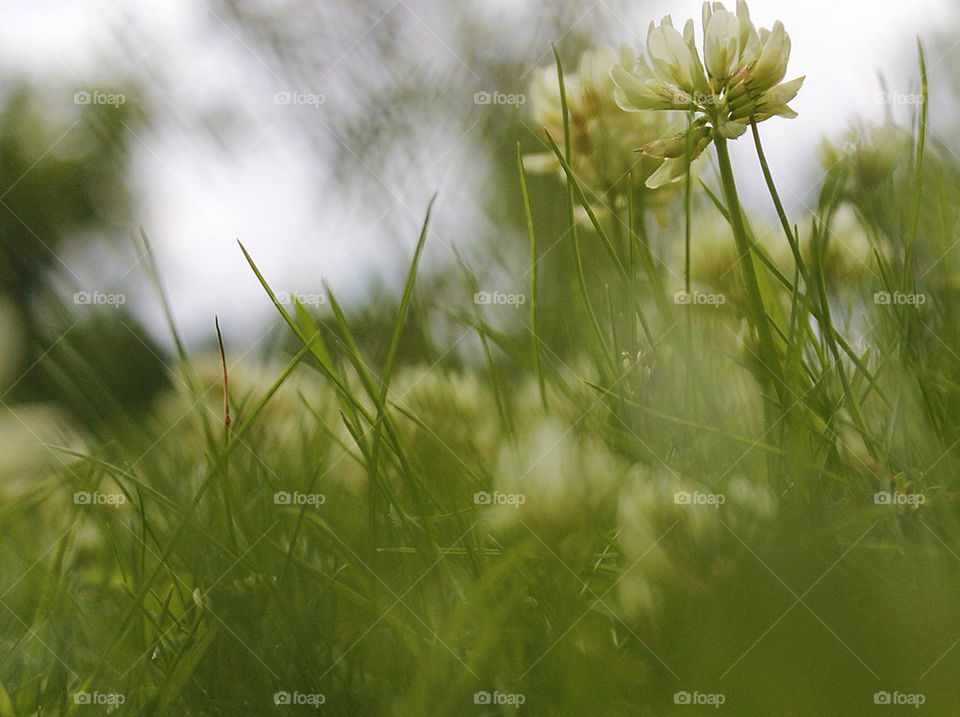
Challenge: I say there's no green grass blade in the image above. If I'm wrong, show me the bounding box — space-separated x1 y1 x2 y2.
543 131 629 281
379 195 435 403
517 143 547 407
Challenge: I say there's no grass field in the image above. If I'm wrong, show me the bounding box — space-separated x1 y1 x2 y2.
3 2 960 714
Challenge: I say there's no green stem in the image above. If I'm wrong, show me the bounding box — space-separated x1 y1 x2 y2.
684 111 695 410
713 135 780 392
684 112 694 297
627 177 655 348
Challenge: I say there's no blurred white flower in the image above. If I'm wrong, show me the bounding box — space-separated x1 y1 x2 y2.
800 204 889 284
391 366 501 461
0 403 85 495
819 123 912 190
615 465 776 619
668 215 791 301
487 418 623 532
526 46 684 205
611 1 804 188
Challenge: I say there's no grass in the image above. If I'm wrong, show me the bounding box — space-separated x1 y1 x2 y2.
4 36 960 717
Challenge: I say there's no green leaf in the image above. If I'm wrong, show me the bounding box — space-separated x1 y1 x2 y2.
151 625 219 713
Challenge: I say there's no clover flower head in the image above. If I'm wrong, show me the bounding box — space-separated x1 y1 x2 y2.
611 1 804 188
819 123 912 189
800 204 890 284
526 46 685 203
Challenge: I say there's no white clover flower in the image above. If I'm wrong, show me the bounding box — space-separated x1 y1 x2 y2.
667 216 792 302
611 1 804 188
819 123 912 189
800 204 890 284
526 46 684 202
614 465 776 619
391 365 500 459
486 419 624 532
0 403 85 487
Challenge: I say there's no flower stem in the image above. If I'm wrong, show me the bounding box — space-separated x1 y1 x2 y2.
713 135 781 393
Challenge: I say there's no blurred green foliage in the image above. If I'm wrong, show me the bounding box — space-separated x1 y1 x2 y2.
4 4 960 715
0 82 169 426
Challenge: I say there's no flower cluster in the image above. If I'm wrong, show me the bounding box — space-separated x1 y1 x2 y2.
611 1 804 187
488 418 624 533
819 123 912 190
525 46 683 203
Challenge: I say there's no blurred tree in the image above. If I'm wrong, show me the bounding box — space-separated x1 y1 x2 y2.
0 85 129 316
0 81 169 427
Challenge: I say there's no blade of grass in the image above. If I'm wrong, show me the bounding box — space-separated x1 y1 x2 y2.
89 339 316 684
138 227 215 443
550 48 615 373
517 143 547 408
544 130 628 282
905 39 928 292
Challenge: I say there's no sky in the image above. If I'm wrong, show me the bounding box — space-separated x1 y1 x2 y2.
0 0 956 348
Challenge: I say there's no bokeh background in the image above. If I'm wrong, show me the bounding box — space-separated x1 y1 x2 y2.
3 3 960 714
0 0 956 466
1 0 958 344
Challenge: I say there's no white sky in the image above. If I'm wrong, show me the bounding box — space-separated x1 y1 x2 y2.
0 0 956 348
